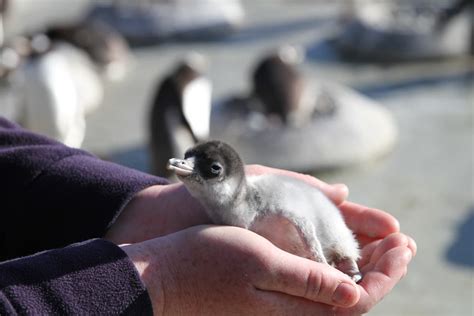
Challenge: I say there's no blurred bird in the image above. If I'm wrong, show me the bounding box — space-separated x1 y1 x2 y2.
223 46 335 129
149 53 211 178
252 45 305 125
46 19 131 82
14 35 103 147
210 46 398 172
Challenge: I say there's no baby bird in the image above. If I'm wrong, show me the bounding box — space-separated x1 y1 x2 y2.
167 140 362 282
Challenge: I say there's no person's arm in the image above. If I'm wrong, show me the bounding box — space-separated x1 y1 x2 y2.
107 164 415 315
0 239 152 315
120 225 415 315
0 116 415 315
0 117 168 260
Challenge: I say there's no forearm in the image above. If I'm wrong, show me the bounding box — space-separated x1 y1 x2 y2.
0 239 152 315
0 117 168 260
105 183 209 245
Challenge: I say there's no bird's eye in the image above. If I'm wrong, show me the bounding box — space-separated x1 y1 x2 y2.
210 162 222 175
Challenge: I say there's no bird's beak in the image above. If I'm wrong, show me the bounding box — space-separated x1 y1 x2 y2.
167 158 195 177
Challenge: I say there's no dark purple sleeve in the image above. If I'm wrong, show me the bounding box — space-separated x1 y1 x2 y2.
0 117 168 260
0 239 152 315
0 117 168 314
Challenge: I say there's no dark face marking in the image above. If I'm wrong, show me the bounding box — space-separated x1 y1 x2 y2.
184 140 244 181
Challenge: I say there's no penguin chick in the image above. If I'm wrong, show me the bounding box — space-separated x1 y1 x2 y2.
167 140 362 282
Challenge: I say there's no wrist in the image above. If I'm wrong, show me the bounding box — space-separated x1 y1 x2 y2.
105 183 209 244
121 240 166 316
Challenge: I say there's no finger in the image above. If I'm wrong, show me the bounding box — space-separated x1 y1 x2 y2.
339 202 400 238
254 248 360 308
349 247 413 315
245 164 349 205
369 233 408 264
358 239 382 268
254 289 334 315
355 235 381 248
407 235 418 257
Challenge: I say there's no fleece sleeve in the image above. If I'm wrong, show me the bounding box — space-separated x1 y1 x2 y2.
0 117 168 260
0 239 152 315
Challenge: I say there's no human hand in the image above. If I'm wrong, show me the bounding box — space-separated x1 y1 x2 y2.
246 166 417 315
332 202 416 315
245 164 350 205
121 225 362 315
115 164 416 315
122 225 416 316
335 232 416 315
105 164 350 244
105 183 208 244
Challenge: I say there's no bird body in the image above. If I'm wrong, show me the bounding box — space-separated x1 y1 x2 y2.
168 140 362 281
149 56 211 177
16 42 95 148
211 47 397 172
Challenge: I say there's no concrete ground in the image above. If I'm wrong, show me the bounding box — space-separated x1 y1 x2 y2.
81 1 473 315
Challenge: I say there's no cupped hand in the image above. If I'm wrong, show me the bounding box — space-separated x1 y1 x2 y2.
336 232 416 315
121 225 361 315
105 183 208 244
113 163 416 315
122 225 416 316
106 164 352 244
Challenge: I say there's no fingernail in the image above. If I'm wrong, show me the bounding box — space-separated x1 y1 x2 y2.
333 282 358 306
332 183 349 193
403 248 413 262
394 218 401 232
329 184 349 204
333 183 349 195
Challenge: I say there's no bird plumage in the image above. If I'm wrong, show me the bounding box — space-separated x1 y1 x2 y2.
168 140 362 281
149 58 212 177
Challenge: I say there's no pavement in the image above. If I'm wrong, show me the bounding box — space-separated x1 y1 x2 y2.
80 1 473 315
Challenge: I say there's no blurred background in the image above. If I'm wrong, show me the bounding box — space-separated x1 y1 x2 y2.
0 0 472 315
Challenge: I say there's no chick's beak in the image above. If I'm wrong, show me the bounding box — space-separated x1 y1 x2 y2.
167 158 195 176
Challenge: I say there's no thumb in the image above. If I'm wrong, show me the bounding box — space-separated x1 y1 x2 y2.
255 249 360 307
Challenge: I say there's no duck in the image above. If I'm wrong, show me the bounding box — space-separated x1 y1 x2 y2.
211 46 398 172
149 53 212 178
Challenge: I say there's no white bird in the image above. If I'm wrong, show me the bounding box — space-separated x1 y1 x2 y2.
14 39 103 148
167 140 362 282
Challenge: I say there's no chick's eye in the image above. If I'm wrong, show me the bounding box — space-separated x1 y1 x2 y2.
210 163 222 175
